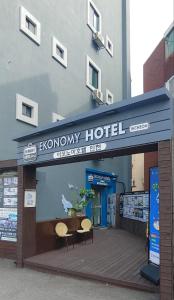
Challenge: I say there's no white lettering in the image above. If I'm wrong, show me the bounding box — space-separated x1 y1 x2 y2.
111 124 118 136
86 129 94 141
60 136 67 146
53 138 60 148
47 139 54 149
129 123 149 132
119 122 126 135
103 125 111 137
74 132 81 143
39 121 127 153
53 143 107 159
67 135 75 145
94 127 104 139
42 140 48 151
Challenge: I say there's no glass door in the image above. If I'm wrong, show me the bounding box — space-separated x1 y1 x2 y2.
92 188 102 226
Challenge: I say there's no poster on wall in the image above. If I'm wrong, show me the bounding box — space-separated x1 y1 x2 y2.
0 208 17 242
4 187 17 196
0 175 18 242
4 177 18 186
3 198 17 207
24 190 36 207
149 167 160 266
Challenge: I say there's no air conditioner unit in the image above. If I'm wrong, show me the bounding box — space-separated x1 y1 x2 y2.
93 32 105 49
92 89 104 104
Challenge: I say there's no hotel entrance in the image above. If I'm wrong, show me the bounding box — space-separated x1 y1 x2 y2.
14 88 174 300
92 187 102 226
85 169 116 227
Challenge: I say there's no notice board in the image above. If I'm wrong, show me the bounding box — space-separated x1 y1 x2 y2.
120 192 149 222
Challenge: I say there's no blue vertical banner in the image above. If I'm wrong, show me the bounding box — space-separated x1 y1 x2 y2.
149 167 160 265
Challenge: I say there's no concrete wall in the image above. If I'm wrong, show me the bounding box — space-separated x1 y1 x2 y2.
37 158 131 220
0 0 131 220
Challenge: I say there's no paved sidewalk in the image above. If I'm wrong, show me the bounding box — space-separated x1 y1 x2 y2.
0 259 159 300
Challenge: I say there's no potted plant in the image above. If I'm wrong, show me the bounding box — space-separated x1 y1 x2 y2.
61 185 95 217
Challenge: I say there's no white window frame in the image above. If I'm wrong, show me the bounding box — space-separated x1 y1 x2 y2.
87 0 102 34
52 36 67 68
16 94 38 126
106 89 114 105
86 55 101 92
106 35 114 57
19 6 41 45
52 113 65 122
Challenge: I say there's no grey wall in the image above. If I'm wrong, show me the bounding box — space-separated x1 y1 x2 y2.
0 0 131 220
36 158 131 221
0 0 130 159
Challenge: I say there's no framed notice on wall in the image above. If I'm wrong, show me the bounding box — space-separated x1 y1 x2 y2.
24 190 36 207
120 192 149 222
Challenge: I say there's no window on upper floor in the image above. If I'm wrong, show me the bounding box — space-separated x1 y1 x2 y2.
165 28 174 59
52 113 65 122
86 56 101 91
106 35 114 57
16 94 38 126
52 36 67 68
89 63 98 89
87 0 101 33
25 17 36 35
19 6 41 45
22 103 33 118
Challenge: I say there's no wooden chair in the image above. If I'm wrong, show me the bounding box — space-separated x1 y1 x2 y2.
77 218 93 243
55 222 74 250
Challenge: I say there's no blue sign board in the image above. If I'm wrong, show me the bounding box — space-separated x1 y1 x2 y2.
149 167 160 265
87 173 112 186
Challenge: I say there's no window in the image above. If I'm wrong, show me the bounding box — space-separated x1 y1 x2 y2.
52 36 67 68
56 46 64 59
22 103 32 118
106 35 114 57
89 63 98 89
86 56 101 91
87 0 101 33
93 10 99 32
52 113 65 122
25 17 36 35
165 28 174 59
19 6 41 45
106 89 114 105
16 94 38 126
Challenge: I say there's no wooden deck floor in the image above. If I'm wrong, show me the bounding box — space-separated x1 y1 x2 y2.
24 228 158 293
